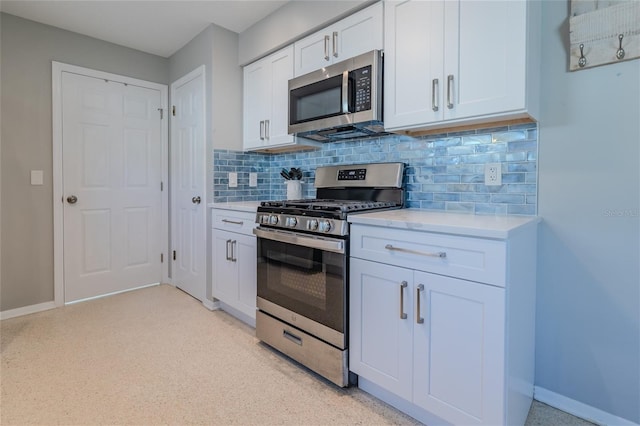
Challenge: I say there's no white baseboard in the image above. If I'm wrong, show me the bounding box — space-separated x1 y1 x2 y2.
534 386 639 426
0 301 57 320
202 298 220 311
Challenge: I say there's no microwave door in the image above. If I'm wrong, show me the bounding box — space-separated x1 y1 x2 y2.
289 74 344 127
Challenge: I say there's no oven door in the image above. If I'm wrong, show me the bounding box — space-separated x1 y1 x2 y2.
254 227 347 349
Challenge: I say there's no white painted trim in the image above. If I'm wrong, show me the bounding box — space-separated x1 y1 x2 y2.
51 62 170 306
0 301 57 320
534 386 640 426
202 299 220 311
65 282 160 305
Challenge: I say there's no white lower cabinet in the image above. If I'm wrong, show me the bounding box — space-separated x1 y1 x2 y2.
349 220 537 425
212 209 257 325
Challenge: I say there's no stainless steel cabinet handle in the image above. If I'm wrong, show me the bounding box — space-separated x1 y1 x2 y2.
385 244 446 258
225 239 232 261
416 284 425 324
332 31 338 58
432 78 439 112
222 219 244 225
265 119 270 140
192 196 201 204
447 74 454 109
324 35 330 61
259 120 265 140
66 195 78 204
399 281 408 320
231 240 237 262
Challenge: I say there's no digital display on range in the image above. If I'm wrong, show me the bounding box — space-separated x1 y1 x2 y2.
337 168 367 181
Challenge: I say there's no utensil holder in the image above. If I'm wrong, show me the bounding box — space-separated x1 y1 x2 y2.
286 180 302 200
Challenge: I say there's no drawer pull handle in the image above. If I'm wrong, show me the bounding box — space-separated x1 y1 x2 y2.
385 244 446 258
283 329 303 346
399 281 408 320
222 219 244 225
416 284 425 324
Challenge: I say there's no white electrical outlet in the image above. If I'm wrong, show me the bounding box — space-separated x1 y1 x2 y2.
229 172 238 188
484 163 502 186
249 172 258 187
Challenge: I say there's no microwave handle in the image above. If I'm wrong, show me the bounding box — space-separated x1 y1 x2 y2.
341 71 349 114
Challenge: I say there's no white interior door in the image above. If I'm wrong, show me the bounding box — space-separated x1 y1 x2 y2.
61 71 163 302
171 66 206 302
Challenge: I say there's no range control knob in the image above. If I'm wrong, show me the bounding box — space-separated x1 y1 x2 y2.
319 220 332 233
260 215 270 224
269 215 279 225
307 219 319 231
286 217 298 228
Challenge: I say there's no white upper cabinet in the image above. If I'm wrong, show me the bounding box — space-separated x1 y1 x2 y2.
294 2 383 77
243 45 294 151
384 0 540 132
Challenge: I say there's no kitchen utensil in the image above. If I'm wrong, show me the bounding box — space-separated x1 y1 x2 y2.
280 170 291 180
290 168 302 180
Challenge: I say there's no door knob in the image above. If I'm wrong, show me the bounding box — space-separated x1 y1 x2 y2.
192 196 201 204
66 195 78 204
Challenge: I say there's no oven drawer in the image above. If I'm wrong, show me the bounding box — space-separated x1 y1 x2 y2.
350 225 507 286
256 311 348 387
212 209 256 235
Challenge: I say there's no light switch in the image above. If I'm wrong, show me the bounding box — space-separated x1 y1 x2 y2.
31 170 44 185
229 172 238 188
249 172 258 187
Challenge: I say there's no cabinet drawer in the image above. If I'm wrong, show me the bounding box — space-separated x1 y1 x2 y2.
350 225 507 286
212 209 256 236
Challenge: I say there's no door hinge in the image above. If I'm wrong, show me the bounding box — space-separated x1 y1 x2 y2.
158 108 163 119
160 181 163 191
161 253 164 263
172 105 176 116
173 250 176 260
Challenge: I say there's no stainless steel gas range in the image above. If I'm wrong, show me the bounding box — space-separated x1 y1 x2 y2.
253 162 405 387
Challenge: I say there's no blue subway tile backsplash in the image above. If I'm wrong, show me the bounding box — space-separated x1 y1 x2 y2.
213 123 538 215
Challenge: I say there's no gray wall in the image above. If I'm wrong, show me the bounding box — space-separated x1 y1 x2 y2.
0 13 169 311
238 0 370 64
536 1 640 423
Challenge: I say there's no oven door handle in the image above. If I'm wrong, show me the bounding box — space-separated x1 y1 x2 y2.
253 228 345 254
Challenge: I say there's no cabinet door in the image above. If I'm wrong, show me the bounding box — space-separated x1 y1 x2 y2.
243 59 269 150
334 2 383 63
349 258 413 401
235 233 257 319
266 45 294 147
443 0 527 120
294 31 332 77
212 229 239 304
384 0 444 130
413 271 505 425
294 3 383 77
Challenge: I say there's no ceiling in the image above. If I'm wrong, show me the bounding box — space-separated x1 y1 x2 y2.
0 0 290 58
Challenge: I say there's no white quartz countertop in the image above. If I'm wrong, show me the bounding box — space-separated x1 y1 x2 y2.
207 201 261 213
348 209 540 239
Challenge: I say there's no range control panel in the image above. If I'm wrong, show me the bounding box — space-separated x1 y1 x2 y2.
338 168 367 181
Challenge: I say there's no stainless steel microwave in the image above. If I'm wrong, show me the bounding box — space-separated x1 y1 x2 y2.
288 50 385 142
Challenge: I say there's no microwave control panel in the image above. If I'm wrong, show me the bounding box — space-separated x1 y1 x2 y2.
352 66 372 113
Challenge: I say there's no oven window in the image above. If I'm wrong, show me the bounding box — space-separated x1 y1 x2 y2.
257 237 345 333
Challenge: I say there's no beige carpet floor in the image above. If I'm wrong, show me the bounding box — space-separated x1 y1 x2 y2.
1 284 594 425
